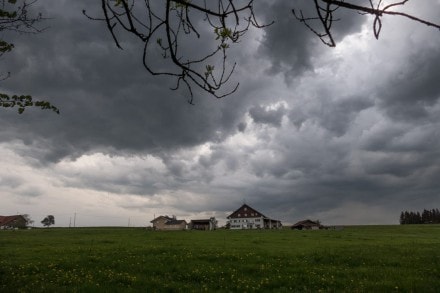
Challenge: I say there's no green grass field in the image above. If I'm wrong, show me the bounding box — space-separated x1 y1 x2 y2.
1 225 439 292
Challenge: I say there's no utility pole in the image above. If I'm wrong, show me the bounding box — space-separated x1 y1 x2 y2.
74 213 76 228
128 217 131 227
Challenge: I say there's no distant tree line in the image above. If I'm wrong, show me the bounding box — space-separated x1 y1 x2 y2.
399 209 440 225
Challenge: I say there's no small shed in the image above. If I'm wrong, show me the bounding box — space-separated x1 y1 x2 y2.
151 215 187 230
291 219 322 230
189 217 217 230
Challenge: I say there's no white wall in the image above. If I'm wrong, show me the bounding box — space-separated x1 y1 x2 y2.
229 216 264 229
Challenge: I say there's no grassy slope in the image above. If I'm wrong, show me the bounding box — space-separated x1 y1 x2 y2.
1 225 439 292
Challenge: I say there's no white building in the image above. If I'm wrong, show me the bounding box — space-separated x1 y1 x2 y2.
226 204 282 229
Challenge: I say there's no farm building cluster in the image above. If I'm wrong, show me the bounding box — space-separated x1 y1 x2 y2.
151 215 218 231
2 204 323 230
151 204 318 231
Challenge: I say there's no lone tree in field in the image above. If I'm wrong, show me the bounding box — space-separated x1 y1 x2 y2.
22 214 34 228
84 0 440 103
41 215 55 227
0 0 59 114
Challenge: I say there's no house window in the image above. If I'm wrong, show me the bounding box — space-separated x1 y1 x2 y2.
238 214 241 217
244 213 247 217
244 207 247 211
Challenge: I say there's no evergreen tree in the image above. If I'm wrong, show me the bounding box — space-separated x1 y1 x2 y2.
399 208 440 225
399 212 405 225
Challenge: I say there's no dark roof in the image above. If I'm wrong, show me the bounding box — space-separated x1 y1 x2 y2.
191 217 215 223
226 204 267 219
291 219 321 227
0 215 26 227
150 215 173 223
165 219 187 225
190 219 211 223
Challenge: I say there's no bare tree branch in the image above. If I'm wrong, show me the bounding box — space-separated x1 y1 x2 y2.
293 0 440 47
85 0 439 102
85 0 271 103
0 0 46 34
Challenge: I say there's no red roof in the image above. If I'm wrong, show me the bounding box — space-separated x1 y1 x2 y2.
0 215 26 227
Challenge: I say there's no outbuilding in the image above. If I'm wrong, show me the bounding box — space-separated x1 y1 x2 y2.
0 215 27 229
291 219 322 230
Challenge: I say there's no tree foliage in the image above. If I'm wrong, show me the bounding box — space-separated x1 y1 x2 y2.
0 0 59 114
22 213 34 227
86 0 440 102
0 93 59 114
400 209 440 225
41 215 55 227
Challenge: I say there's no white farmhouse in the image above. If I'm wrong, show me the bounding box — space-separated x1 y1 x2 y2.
226 204 282 229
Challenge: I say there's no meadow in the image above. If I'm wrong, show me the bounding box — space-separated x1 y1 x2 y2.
1 225 439 292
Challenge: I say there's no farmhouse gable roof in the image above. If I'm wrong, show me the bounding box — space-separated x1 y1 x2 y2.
226 204 267 219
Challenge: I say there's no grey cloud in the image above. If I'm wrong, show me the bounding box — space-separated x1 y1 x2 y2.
288 108 307 129
318 98 373 136
0 175 23 189
361 152 426 178
237 122 246 132
257 0 367 81
57 161 167 196
249 104 286 127
197 145 244 178
288 96 374 136
361 123 440 154
1 0 440 226
257 1 318 79
1 0 265 163
378 46 440 122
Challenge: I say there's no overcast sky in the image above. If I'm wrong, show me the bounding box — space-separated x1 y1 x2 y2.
1 0 439 227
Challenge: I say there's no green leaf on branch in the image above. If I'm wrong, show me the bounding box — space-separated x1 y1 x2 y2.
0 93 60 114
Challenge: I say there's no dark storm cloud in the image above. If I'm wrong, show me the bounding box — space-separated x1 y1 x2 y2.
288 96 374 136
237 122 247 132
0 0 258 163
360 123 440 153
249 104 286 127
257 0 367 81
317 98 374 136
0 0 368 165
257 0 317 78
377 46 440 122
2 0 440 225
